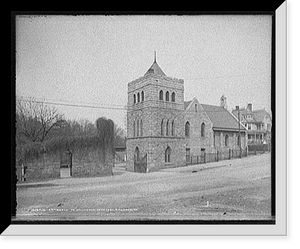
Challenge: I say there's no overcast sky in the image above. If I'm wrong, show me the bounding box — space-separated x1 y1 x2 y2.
16 15 272 129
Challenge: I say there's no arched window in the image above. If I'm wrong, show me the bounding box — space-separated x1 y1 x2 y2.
137 120 139 137
185 121 190 137
201 122 205 137
166 91 169 101
237 135 240 146
195 104 198 112
165 146 171 163
161 119 164 136
134 147 140 161
225 134 229 146
171 92 175 102
133 94 136 104
166 120 169 136
137 92 140 103
171 120 175 136
133 120 136 137
159 90 163 100
141 91 144 102
140 119 143 136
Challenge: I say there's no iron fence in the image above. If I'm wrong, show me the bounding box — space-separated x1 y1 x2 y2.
186 148 252 165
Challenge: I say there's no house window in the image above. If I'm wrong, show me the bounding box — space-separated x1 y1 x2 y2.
161 119 164 136
248 124 252 130
166 120 169 136
171 92 175 102
137 92 140 103
141 91 144 102
201 122 205 137
166 91 169 101
225 134 229 146
159 90 163 100
165 146 171 163
171 120 175 136
185 121 190 137
133 94 136 104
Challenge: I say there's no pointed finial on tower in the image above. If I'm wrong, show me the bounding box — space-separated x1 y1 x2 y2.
154 51 156 62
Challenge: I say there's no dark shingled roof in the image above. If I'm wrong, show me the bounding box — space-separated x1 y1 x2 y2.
144 61 166 76
201 104 246 131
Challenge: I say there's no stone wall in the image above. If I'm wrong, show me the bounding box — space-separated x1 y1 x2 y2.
16 147 114 182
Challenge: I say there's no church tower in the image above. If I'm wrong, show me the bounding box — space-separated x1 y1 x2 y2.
126 54 186 172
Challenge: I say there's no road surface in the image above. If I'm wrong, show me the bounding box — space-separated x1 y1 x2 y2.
15 153 272 221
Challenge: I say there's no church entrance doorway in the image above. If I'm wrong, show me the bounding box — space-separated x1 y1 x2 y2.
134 147 147 173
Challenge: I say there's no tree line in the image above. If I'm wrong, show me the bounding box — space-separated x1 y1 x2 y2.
16 97 126 162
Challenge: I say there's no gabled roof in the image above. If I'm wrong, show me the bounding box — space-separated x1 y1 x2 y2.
144 61 166 76
252 109 271 122
184 100 192 110
201 104 246 131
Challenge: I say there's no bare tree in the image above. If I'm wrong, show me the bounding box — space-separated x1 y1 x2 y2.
16 97 65 143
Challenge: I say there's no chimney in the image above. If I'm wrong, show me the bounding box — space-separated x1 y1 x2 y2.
247 103 253 112
220 95 228 109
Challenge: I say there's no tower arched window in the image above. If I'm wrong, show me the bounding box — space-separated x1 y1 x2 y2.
171 92 175 102
133 120 136 137
159 90 163 101
133 94 136 104
225 134 229 146
166 91 169 101
161 119 164 136
137 120 139 137
166 120 169 136
171 120 175 136
141 91 144 102
137 92 140 103
140 119 143 137
185 121 190 137
135 147 140 161
165 146 171 163
201 122 205 137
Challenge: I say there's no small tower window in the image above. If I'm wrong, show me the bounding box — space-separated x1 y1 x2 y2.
161 119 164 136
137 120 139 137
166 120 169 136
141 91 144 102
166 91 169 101
137 92 140 103
133 94 136 104
140 119 143 137
171 92 175 102
171 120 175 136
159 90 163 101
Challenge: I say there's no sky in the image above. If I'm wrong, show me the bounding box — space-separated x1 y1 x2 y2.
16 15 272 129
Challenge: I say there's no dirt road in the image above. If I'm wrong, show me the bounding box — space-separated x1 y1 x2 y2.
15 153 272 221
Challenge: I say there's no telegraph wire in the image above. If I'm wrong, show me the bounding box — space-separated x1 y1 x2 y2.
16 96 242 113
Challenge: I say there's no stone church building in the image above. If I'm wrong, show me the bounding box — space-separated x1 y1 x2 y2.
126 57 247 173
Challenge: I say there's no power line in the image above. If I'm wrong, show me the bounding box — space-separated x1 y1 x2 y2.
17 96 242 113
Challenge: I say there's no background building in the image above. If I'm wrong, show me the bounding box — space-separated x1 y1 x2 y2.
232 103 272 145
